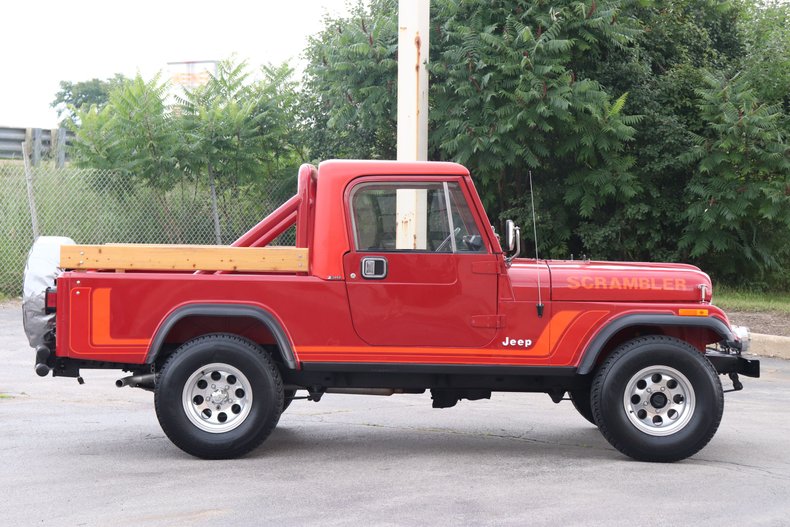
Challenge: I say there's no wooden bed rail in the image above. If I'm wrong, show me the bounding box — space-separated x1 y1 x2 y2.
60 244 308 273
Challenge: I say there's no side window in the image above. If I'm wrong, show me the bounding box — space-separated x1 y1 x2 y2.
351 181 486 253
447 182 485 252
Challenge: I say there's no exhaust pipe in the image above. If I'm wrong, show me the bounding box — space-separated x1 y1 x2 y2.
116 373 156 391
34 345 51 377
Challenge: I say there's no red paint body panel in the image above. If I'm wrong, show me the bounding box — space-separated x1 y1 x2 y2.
344 252 499 347
550 261 712 303
57 272 360 363
54 270 729 368
53 160 735 372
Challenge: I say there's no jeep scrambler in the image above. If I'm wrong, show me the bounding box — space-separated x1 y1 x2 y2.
23 160 759 461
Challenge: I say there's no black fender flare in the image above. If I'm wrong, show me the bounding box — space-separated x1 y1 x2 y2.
576 314 737 375
144 304 297 369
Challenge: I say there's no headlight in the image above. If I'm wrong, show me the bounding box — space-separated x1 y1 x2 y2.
731 325 751 353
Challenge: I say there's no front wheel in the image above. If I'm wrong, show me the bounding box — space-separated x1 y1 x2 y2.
155 333 284 459
591 335 723 462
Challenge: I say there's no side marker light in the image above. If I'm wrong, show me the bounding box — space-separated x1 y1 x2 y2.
678 309 709 317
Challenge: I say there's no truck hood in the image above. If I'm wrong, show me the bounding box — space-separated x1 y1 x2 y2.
545 260 712 303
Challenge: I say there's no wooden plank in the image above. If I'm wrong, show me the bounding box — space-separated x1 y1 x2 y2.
61 244 308 272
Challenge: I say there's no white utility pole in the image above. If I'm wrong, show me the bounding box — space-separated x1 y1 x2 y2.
396 0 429 161
396 0 430 249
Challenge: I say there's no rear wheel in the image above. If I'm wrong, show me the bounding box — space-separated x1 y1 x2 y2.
591 335 723 462
155 333 284 459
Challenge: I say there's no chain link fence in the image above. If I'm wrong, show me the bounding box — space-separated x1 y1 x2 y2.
1 162 297 297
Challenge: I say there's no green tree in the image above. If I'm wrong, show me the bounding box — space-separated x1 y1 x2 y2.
71 74 180 191
70 60 304 243
570 0 748 264
178 60 303 241
431 0 641 257
70 74 187 241
583 0 790 284
740 0 789 108
681 73 790 284
303 0 641 258
51 74 128 124
301 1 398 161
302 0 790 286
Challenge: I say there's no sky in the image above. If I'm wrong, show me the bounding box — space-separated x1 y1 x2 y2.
1 0 351 128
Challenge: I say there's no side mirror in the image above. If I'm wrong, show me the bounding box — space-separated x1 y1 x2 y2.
505 219 516 252
504 219 521 266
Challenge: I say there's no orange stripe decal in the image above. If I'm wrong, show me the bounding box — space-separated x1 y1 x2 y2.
91 288 150 347
296 310 583 363
554 310 610 353
546 310 581 355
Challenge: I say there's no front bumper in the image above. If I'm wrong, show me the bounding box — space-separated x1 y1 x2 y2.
705 351 760 378
705 324 760 378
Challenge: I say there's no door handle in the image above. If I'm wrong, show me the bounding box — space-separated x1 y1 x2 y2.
361 257 388 279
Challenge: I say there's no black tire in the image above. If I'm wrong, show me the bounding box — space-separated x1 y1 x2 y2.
569 387 596 425
155 333 284 459
591 335 723 462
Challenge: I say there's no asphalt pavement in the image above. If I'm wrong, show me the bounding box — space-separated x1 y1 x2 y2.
1 299 789 526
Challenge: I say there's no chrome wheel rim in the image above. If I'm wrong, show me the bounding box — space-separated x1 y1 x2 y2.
182 363 252 434
623 365 695 436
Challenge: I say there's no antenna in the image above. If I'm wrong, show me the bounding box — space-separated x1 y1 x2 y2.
529 170 544 318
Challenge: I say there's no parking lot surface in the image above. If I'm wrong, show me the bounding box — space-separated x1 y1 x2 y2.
1 300 789 526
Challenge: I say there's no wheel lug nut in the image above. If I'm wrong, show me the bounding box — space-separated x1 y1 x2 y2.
643 401 648 406
212 384 216 389
661 387 665 391
646 388 652 393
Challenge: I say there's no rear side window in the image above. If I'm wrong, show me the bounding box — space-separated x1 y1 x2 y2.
351 181 485 253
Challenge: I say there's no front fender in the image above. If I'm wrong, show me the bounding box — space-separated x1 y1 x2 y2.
577 314 737 375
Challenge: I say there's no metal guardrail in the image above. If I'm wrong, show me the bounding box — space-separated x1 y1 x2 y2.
0 126 72 166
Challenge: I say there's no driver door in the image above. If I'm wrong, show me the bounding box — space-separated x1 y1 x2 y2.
344 178 499 349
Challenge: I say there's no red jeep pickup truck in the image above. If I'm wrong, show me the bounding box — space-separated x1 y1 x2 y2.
23 160 759 462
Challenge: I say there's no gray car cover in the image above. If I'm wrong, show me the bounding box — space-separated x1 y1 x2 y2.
22 236 75 348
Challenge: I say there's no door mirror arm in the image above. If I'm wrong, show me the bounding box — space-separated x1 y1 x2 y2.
504 219 521 267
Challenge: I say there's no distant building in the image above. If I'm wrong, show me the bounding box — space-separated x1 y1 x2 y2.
166 60 218 106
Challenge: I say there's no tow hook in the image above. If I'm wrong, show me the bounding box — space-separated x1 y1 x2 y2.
724 372 743 393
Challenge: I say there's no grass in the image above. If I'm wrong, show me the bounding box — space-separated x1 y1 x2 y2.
714 285 790 314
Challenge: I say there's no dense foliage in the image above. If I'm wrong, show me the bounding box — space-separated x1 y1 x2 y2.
69 61 302 242
67 0 789 287
585 0 790 286
301 0 790 287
